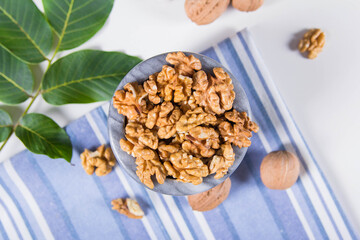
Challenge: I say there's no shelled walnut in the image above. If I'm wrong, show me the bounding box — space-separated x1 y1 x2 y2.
111 198 144 219
193 68 235 114
298 29 325 59
113 82 148 120
164 150 209 185
80 145 116 176
113 52 259 189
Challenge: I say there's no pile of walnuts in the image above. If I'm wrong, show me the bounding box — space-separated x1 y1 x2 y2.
113 52 258 189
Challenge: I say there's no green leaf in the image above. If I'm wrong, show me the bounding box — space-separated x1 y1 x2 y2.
42 50 142 105
0 46 33 104
43 0 114 51
15 113 72 162
0 0 53 63
0 109 12 142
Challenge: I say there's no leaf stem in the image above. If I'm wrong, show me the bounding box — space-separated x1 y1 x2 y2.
0 129 13 151
0 43 60 153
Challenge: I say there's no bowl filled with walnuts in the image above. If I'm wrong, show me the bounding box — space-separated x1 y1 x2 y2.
108 52 259 195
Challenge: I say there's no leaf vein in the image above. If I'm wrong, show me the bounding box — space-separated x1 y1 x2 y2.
0 6 49 61
43 73 125 93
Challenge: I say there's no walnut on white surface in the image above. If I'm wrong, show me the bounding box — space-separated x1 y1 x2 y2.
298 29 325 59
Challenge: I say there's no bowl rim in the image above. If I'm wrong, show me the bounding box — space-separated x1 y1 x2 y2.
108 51 251 196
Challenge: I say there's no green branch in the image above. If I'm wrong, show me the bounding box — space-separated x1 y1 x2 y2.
0 46 59 152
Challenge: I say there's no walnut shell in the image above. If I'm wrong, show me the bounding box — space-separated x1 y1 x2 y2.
185 0 230 25
232 0 263 12
188 178 231 211
260 151 300 190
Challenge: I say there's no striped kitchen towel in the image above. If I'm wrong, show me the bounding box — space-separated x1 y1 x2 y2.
0 29 357 240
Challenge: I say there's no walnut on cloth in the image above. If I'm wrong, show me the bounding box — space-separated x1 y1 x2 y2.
113 51 259 188
111 198 144 219
80 145 116 176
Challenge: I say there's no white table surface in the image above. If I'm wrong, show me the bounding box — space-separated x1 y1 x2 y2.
1 0 359 232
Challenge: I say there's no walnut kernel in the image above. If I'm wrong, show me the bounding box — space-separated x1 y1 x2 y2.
298 29 325 59
80 145 116 176
111 198 144 219
113 52 259 188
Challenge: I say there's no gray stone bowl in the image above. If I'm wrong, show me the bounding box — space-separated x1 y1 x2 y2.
108 52 251 196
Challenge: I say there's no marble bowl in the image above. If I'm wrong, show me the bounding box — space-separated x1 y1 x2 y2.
108 52 251 196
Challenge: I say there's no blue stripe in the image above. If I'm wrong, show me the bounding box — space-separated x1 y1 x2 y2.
26 153 80 239
203 46 290 239
201 208 237 240
0 217 8 240
237 32 345 239
212 41 331 239
9 151 76 239
95 107 171 240
90 108 109 140
0 199 21 239
175 196 209 239
0 164 45 239
139 188 171 239
56 119 130 239
244 160 289 240
217 204 240 240
158 195 184 239
172 197 199 240
218 39 329 238
0 177 36 239
64 117 130 239
291 120 358 239
226 134 308 239
91 176 130 240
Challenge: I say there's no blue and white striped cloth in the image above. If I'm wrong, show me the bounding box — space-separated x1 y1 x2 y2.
0 29 357 240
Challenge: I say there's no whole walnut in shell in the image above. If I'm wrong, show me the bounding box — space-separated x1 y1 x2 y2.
260 151 300 190
188 178 231 211
185 0 230 25
232 0 263 12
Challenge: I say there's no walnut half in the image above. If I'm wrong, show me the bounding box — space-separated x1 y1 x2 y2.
298 29 325 59
80 145 116 176
111 198 144 219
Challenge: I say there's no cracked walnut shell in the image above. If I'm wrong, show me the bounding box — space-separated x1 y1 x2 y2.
111 198 144 219
298 29 325 59
80 145 116 176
